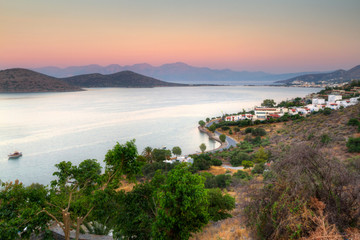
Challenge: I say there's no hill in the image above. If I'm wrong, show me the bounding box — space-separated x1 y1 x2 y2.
61 70 188 88
33 62 320 85
277 64 360 85
0 68 82 93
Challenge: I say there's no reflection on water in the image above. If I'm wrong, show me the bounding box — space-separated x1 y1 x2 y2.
0 86 320 185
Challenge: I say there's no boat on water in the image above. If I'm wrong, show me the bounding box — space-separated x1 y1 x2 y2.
8 151 22 159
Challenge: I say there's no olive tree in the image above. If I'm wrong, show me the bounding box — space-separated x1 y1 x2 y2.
199 143 207 153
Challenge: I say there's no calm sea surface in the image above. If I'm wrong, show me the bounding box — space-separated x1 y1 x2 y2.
0 86 320 185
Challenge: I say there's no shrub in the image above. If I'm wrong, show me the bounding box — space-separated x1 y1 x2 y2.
242 160 253 169
233 170 251 180
207 188 235 221
192 154 212 170
347 118 360 126
251 163 265 174
252 128 267 137
245 127 253 134
320 134 331 145
211 158 222 166
215 174 232 189
230 152 250 167
221 126 230 131
229 129 233 135
323 107 332 115
346 137 360 152
253 147 268 163
234 127 240 133
203 173 218 188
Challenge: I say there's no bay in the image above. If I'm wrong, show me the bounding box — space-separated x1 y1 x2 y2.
0 86 320 185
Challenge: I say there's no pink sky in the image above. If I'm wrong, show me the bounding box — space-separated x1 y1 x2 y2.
1 1 360 73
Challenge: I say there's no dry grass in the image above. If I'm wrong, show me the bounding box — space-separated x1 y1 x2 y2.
201 166 230 175
116 180 135 192
191 217 251 240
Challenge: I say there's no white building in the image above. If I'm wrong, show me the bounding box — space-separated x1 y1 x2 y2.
328 95 342 103
312 98 325 105
254 107 287 120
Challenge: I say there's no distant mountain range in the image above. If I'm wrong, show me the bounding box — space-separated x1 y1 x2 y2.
33 62 321 85
276 65 360 85
0 69 188 93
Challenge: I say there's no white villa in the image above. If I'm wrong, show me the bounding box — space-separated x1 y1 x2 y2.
222 96 359 122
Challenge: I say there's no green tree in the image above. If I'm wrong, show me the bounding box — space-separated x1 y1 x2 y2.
207 188 235 221
152 148 172 162
198 120 206 127
252 127 266 137
0 181 49 239
42 140 142 240
142 146 153 163
219 134 226 143
261 99 276 108
208 124 216 133
193 154 212 170
206 117 210 123
152 164 209 239
253 146 268 163
242 160 254 169
199 143 207 153
172 146 182 156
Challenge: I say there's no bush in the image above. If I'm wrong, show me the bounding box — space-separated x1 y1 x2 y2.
320 134 331 145
229 129 233 135
234 127 240 133
219 134 226 143
242 160 253 169
346 137 360 152
215 174 232 189
230 152 250 167
347 118 360 126
203 173 218 188
251 163 265 174
192 154 212 170
221 126 230 131
211 158 222 166
252 128 267 137
323 107 332 115
142 162 176 178
245 127 253 134
207 188 235 221
233 170 251 180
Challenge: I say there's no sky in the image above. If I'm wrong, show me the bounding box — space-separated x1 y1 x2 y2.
1 0 360 73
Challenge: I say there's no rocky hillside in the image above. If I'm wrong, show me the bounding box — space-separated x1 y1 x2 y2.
0 68 82 93
269 103 360 161
61 70 188 88
277 65 360 85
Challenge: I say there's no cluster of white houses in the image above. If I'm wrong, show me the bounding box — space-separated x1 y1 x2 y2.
225 95 359 122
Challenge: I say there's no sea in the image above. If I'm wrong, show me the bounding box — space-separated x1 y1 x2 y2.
0 86 321 185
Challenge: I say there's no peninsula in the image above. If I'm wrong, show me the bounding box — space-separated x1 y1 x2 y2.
0 68 196 93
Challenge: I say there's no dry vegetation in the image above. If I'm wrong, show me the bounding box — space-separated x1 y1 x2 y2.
197 104 360 239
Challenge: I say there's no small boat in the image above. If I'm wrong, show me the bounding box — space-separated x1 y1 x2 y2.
8 151 22 159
